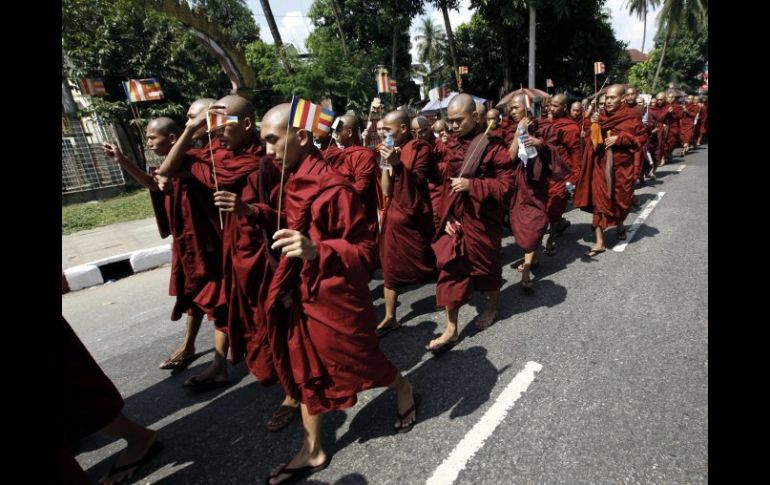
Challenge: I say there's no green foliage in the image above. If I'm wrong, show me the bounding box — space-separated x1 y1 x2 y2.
62 189 154 235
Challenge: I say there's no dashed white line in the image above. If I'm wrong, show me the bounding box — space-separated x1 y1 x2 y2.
614 192 666 252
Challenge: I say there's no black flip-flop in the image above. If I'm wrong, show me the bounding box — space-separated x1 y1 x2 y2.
375 321 402 338
183 376 231 392
266 456 332 485
394 393 422 433
102 441 164 483
426 338 459 356
583 248 607 258
616 230 627 241
265 405 299 432
159 352 196 370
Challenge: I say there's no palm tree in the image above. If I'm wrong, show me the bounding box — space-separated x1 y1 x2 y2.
328 0 349 57
652 0 707 92
625 0 661 54
414 17 447 71
432 0 461 89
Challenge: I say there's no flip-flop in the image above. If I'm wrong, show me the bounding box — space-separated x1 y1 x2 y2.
616 230 627 241
101 441 164 484
375 320 402 337
266 455 332 485
265 405 299 432
159 352 196 370
583 248 607 258
183 376 231 392
394 393 422 433
426 337 459 356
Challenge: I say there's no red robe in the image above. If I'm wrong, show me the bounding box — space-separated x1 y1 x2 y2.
336 145 380 238
323 143 345 169
574 105 648 229
665 103 683 155
380 137 436 289
680 103 699 146
697 104 708 139
150 140 225 323
432 128 514 310
219 154 283 383
186 135 264 329
647 105 674 165
62 317 124 483
265 148 397 415
429 139 448 231
543 117 581 222
509 118 568 250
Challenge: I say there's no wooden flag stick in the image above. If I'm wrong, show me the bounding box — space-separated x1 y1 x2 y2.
276 99 294 231
205 114 224 230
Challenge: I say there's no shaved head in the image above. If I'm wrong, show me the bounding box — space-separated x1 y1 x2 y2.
383 109 410 127
336 114 361 147
214 94 255 120
570 101 583 121
604 84 626 114
211 95 256 151
411 116 433 142
188 98 217 118
476 101 487 119
382 109 412 146
508 94 530 123
147 117 181 136
261 103 312 169
549 94 569 118
432 119 448 134
449 93 477 115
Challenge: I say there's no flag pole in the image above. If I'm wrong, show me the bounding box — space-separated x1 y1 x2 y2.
276 96 294 231
204 111 224 230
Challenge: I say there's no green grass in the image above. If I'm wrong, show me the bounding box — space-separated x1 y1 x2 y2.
62 189 154 235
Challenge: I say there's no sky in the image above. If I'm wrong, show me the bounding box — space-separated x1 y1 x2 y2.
245 0 664 58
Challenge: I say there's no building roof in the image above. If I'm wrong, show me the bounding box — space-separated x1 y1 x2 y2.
628 49 649 63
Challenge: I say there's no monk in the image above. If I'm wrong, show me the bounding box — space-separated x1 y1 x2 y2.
62 317 160 485
486 108 501 130
695 96 708 146
429 118 451 230
574 84 647 257
411 115 434 143
542 94 581 255
665 90 683 160
507 94 567 287
680 94 700 155
111 100 225 373
333 114 381 238
260 103 417 484
430 93 514 351
646 92 674 175
623 88 645 186
375 110 436 336
157 96 261 389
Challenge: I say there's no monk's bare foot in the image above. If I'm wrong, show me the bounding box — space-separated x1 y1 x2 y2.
375 316 401 337
475 308 497 330
98 429 158 485
268 446 328 485
159 346 195 369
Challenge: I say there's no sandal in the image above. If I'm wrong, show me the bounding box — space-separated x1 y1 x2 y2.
159 351 196 370
616 228 627 241
375 320 402 337
266 456 332 485
583 248 606 258
265 405 299 432
394 393 421 433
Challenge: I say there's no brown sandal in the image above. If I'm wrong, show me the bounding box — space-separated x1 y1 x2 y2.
265 405 299 432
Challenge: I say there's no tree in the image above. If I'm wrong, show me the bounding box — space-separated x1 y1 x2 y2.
258 0 283 47
625 0 661 53
414 17 447 72
429 0 461 89
651 0 707 91
628 15 707 93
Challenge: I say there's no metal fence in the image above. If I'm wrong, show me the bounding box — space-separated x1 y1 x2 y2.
61 116 126 194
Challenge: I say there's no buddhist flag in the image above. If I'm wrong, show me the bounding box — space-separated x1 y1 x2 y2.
289 96 319 132
389 79 398 94
314 107 335 137
377 68 390 93
546 78 554 88
206 112 238 132
593 62 606 75
122 78 164 102
78 78 107 96
458 66 469 75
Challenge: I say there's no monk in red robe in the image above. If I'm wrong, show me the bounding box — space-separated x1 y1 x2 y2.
109 100 224 372
429 119 451 230
375 110 436 336
542 94 581 255
259 104 417 484
157 96 262 389
665 90 683 160
62 317 160 485
696 96 708 146
646 92 674 177
507 94 569 288
624 87 646 183
430 93 514 351
680 94 700 154
574 85 648 257
570 101 588 160
332 114 380 239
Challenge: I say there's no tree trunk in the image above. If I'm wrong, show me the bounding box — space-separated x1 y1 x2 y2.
641 4 647 53
651 26 671 92
441 2 460 89
528 6 536 88
392 21 398 80
259 0 283 47
329 0 349 56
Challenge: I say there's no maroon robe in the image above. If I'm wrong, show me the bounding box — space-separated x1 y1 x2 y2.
432 127 514 310
323 143 345 169
509 118 568 251
647 105 674 165
265 148 397 415
543 117 581 223
429 138 448 231
219 154 283 383
336 145 380 237
380 137 436 289
666 103 683 155
698 104 708 139
680 103 700 146
150 140 225 323
62 316 124 483
186 135 264 329
574 105 648 229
